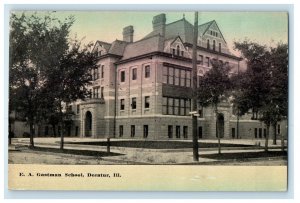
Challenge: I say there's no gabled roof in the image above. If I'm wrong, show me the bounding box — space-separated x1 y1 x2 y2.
94 40 111 52
198 20 214 36
143 18 228 45
200 20 227 44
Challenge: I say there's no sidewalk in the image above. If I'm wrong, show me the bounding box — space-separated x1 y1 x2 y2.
9 138 287 165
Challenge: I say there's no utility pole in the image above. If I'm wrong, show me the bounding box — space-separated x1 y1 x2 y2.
192 11 199 161
236 60 240 139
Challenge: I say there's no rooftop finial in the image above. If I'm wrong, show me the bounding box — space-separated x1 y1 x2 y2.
183 13 185 19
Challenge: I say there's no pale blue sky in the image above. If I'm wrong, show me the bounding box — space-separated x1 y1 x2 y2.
15 11 288 55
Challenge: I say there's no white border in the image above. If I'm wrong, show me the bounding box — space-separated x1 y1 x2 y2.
1 0 298 201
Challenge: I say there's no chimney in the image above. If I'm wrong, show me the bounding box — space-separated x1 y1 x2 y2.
123 25 134 43
152 13 166 37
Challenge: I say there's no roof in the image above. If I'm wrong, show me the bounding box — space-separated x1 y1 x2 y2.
198 20 214 36
121 35 164 60
108 40 128 56
94 40 112 51
143 18 195 44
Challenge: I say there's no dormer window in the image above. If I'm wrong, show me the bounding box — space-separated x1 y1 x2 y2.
207 39 210 49
176 45 180 56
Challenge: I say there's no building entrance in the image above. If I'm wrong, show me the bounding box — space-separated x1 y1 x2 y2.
217 113 224 138
85 111 92 137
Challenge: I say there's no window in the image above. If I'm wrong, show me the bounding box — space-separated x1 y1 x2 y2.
119 125 123 137
183 126 188 138
93 67 99 80
232 128 235 138
174 98 180 115
263 129 266 138
168 67 174 85
131 97 136 109
101 87 104 98
186 71 191 87
259 128 262 138
181 50 184 56
174 69 180 86
176 126 180 138
219 43 221 52
143 125 148 138
198 108 203 118
254 128 258 138
180 70 185 87
145 65 150 78
101 65 104 78
176 45 180 56
145 96 150 108
213 40 216 51
131 125 135 137
162 97 191 116
77 105 80 114
199 55 203 65
132 68 137 80
207 39 210 49
198 126 203 138
162 97 168 115
96 67 100 80
75 126 79 136
278 124 281 134
163 66 191 87
205 57 210 67
172 48 175 55
168 125 173 138
168 98 174 115
120 99 125 110
93 87 100 98
163 66 168 83
180 99 185 116
120 71 125 82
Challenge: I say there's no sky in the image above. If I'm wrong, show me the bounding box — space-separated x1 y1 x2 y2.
13 11 288 56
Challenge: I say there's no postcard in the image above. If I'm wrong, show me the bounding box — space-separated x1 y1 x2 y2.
8 10 288 191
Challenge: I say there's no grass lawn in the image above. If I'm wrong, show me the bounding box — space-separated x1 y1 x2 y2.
200 151 287 160
30 146 124 157
68 140 253 149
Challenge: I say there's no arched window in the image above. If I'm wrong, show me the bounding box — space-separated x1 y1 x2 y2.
207 39 210 49
176 45 180 56
213 40 216 51
219 43 222 52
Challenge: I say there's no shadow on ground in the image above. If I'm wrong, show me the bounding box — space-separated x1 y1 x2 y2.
200 151 287 160
68 140 253 149
29 146 124 157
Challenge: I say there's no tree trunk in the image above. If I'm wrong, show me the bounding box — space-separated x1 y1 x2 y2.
60 124 64 150
273 123 277 145
29 122 35 148
216 111 221 155
264 124 270 152
59 104 64 150
281 132 285 152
